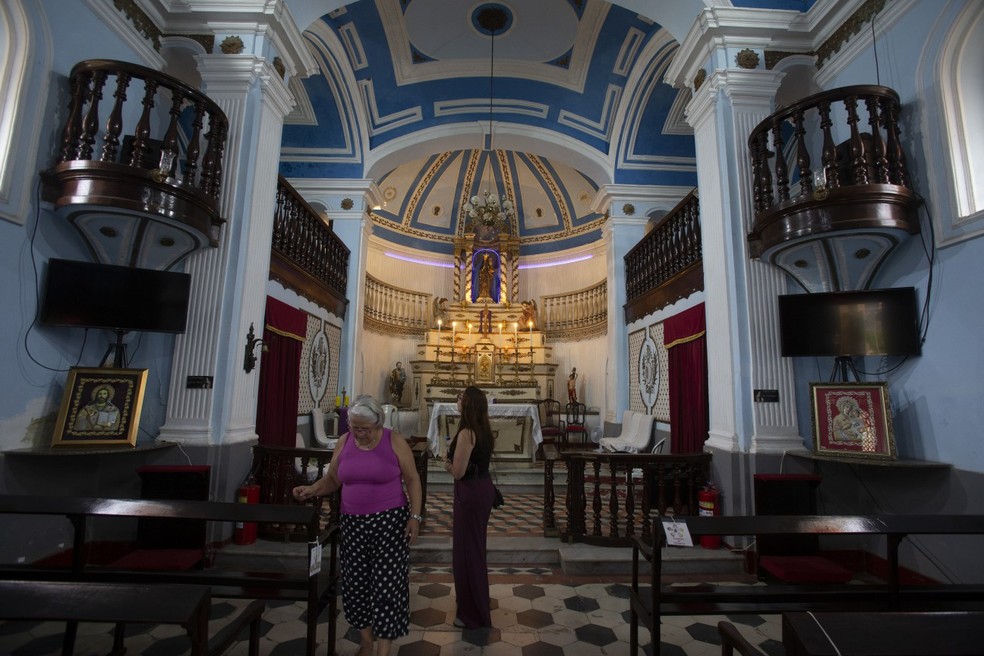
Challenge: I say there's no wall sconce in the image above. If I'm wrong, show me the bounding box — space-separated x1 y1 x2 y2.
244 322 265 373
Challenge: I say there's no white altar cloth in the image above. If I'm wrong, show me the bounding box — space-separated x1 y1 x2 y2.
426 402 542 456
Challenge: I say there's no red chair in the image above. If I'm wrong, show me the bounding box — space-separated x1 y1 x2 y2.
564 402 588 448
539 398 564 451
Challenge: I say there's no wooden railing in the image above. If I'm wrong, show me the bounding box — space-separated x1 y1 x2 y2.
540 280 607 341
364 274 432 337
624 190 703 322
747 85 921 259
270 176 350 317
544 447 712 547
42 59 229 266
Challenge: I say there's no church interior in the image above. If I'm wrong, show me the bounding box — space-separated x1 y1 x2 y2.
2 0 984 653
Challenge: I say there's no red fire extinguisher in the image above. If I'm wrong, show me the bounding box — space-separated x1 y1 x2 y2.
234 482 260 545
698 483 721 549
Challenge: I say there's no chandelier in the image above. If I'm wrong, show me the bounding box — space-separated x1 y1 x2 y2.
465 8 514 233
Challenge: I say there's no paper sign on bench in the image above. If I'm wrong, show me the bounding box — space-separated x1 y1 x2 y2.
662 520 693 547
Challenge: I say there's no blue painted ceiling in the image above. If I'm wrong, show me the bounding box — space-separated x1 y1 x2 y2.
280 0 814 255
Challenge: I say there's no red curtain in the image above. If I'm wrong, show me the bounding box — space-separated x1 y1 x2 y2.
664 303 708 454
255 297 307 446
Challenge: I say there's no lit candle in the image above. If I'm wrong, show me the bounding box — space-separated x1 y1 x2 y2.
452 321 456 340
499 321 503 337
468 322 472 336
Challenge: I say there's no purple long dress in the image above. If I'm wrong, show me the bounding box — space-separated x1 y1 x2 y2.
450 433 494 628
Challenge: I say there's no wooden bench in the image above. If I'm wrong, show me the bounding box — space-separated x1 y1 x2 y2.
629 514 984 655
0 580 265 656
0 495 339 656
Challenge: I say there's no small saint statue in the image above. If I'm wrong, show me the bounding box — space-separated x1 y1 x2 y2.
567 367 578 403
388 361 407 405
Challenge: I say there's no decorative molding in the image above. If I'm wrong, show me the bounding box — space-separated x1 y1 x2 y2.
112 0 161 51
816 0 886 69
220 36 245 55
735 49 760 70
765 50 813 70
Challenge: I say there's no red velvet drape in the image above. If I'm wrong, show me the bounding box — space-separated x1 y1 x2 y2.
664 303 708 454
255 297 307 446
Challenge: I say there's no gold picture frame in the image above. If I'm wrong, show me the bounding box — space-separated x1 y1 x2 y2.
810 382 896 460
52 367 148 447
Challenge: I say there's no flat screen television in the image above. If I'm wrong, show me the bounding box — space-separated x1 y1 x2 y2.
778 287 922 357
40 259 191 333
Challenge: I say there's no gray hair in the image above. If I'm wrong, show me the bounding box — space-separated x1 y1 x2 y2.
348 395 383 426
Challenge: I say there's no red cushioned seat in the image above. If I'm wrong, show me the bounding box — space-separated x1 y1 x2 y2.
759 555 853 583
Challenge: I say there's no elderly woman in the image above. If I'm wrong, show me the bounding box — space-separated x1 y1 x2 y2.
294 395 422 656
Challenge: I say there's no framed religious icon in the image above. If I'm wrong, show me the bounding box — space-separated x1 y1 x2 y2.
810 382 896 460
52 367 148 447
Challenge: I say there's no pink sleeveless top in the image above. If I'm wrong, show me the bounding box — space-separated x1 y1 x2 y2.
336 428 406 515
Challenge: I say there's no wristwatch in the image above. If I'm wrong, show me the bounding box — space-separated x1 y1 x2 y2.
409 513 423 522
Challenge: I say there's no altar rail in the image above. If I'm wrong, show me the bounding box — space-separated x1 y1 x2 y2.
543 447 712 546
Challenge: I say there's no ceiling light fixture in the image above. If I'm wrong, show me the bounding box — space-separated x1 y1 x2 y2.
464 7 514 235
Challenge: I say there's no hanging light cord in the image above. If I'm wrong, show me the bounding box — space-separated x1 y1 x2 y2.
488 28 495 153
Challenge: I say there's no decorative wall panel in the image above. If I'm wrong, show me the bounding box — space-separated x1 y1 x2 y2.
298 315 341 415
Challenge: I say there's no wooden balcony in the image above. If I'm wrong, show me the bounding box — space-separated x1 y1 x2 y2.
746 85 921 291
623 189 703 323
42 59 228 271
270 176 350 318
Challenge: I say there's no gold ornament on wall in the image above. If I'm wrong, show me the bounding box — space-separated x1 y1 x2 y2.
220 36 245 54
622 203 636 216
736 49 760 69
693 69 707 90
341 198 354 210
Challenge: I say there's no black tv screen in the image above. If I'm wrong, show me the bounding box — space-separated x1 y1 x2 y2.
41 259 191 333
778 287 921 357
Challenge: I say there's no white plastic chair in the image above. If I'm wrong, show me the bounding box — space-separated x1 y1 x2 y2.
311 407 337 449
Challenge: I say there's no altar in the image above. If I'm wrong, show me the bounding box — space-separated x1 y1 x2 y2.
427 402 542 461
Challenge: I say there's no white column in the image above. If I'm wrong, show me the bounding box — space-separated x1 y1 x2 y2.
686 69 802 454
158 56 294 445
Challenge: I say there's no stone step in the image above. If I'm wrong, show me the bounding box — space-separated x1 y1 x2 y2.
411 534 744 577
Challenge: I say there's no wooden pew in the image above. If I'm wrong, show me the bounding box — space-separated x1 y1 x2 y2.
629 514 984 655
0 580 265 656
0 495 338 656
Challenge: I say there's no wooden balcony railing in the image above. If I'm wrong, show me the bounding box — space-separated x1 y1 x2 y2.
544 447 712 547
270 176 350 318
42 59 229 270
747 85 921 260
624 189 703 322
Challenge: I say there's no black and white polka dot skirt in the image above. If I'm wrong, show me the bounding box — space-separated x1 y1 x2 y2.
339 505 410 639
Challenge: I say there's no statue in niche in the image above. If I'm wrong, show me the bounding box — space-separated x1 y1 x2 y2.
476 252 496 302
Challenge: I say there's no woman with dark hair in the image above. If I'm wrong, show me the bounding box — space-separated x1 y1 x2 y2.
293 395 422 656
444 385 495 629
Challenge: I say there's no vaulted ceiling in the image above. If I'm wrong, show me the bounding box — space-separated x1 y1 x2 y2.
279 0 815 254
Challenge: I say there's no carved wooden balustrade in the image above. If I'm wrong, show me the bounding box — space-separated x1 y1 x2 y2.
624 190 703 322
42 59 229 269
543 447 711 546
746 85 921 264
270 176 351 317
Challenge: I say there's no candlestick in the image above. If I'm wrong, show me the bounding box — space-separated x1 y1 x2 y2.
436 319 442 361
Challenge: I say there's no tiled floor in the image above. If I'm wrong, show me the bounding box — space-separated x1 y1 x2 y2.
0 492 785 655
